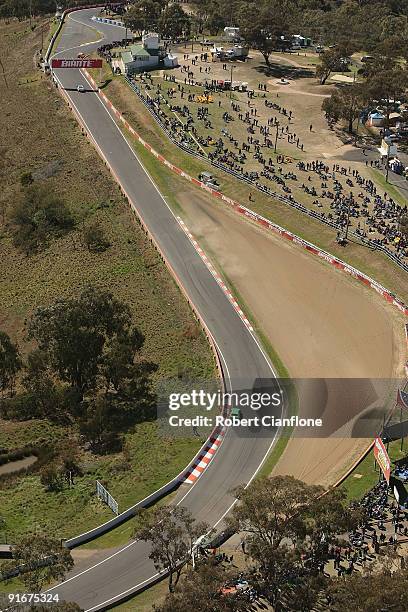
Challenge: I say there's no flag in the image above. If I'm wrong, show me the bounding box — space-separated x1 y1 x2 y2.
396 388 408 409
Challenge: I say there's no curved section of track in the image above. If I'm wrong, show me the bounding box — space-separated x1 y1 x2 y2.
47 9 282 610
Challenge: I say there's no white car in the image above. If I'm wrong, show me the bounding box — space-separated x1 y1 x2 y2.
77 84 85 93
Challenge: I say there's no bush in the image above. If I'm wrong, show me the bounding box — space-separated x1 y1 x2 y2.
40 463 64 492
10 184 74 254
83 220 110 253
0 393 39 420
20 171 33 187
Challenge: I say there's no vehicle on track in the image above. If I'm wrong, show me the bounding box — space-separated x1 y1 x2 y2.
231 407 242 419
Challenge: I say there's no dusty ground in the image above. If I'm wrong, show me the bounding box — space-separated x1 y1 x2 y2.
166 46 342 157
178 190 407 487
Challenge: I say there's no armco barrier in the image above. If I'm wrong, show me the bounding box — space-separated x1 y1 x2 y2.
44 4 113 64
51 70 231 549
84 69 408 319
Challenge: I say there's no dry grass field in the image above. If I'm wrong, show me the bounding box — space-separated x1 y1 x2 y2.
0 18 214 541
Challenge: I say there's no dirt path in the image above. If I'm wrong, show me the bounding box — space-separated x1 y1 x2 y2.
179 191 406 487
267 80 331 98
0 456 37 476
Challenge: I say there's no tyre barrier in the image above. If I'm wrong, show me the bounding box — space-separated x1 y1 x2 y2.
91 16 125 27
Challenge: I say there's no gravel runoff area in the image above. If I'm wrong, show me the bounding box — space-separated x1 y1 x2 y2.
177 188 406 488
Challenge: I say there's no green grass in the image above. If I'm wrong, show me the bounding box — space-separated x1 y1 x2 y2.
0 423 201 544
112 578 168 611
341 439 407 500
257 434 293 478
0 577 24 595
78 491 178 550
43 18 58 52
369 168 407 207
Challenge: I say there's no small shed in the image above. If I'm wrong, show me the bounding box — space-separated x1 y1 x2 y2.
164 54 179 68
367 112 385 127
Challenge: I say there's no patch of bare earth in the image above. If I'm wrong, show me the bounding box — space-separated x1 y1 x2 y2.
177 190 406 487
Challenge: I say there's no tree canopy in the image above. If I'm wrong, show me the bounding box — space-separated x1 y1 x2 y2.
124 0 162 33
1 532 73 593
1 287 157 453
226 476 357 609
159 4 191 40
237 0 295 65
322 83 368 132
0 331 21 396
135 506 209 592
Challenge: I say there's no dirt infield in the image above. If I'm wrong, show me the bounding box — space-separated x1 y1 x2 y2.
178 190 406 487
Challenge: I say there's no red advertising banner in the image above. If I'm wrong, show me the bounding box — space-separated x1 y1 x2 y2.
51 59 102 69
373 436 391 483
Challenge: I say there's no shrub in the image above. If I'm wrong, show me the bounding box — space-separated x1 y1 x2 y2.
20 171 33 187
10 184 74 254
40 463 64 492
83 220 110 253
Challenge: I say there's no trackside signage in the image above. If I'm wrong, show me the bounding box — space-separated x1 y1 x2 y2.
373 436 391 483
51 59 102 68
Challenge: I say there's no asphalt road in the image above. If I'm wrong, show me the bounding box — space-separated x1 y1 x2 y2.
47 9 283 611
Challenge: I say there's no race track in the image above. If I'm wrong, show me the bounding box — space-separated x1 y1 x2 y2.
46 9 405 610
47 9 282 611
